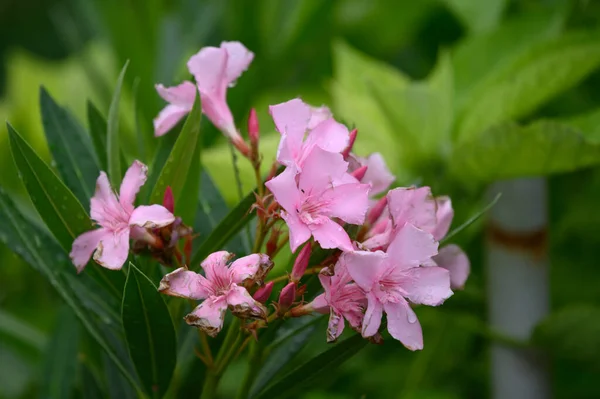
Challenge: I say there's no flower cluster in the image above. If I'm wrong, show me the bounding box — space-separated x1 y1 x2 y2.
70 40 469 351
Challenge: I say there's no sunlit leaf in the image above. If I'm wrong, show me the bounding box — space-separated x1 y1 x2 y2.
107 61 129 187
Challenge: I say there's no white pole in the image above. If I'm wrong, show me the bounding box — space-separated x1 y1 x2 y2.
486 178 551 399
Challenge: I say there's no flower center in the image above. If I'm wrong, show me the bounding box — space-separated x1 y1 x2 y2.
298 195 331 225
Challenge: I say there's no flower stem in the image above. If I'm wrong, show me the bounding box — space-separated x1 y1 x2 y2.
235 340 262 399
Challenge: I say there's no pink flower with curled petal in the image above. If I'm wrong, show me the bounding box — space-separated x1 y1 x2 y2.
348 153 395 197
187 41 253 146
310 260 367 342
266 147 370 252
158 251 272 337
270 99 347 171
70 161 175 272
153 81 197 137
346 224 452 350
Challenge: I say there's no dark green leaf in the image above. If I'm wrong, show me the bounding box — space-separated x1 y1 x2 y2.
107 61 129 187
40 87 100 204
149 95 202 207
442 0 507 33
0 309 47 358
176 129 202 225
146 130 179 200
87 100 108 170
122 263 177 398
41 306 80 399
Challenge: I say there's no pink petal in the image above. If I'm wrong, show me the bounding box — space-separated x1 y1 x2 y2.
307 105 332 130
386 224 438 270
434 244 470 290
327 308 345 342
384 300 423 350
265 167 302 213
229 253 271 284
119 161 148 213
298 147 348 193
323 183 371 225
70 228 111 273
361 293 383 337
303 118 349 155
311 219 353 252
220 41 254 86
185 296 228 337
153 104 191 137
311 293 330 313
93 228 130 270
226 285 267 320
401 266 453 306
361 153 395 196
155 81 197 107
158 267 211 300
187 47 228 95
281 211 312 253
90 172 127 228
201 251 234 280
432 196 453 241
343 250 388 292
129 205 175 228
387 187 437 233
270 98 311 142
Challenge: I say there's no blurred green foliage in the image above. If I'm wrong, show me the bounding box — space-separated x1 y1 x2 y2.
2 0 600 398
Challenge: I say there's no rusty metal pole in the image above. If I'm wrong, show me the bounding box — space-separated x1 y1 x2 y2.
486 178 551 399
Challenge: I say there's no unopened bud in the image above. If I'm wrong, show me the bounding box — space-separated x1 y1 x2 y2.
163 186 174 213
290 244 311 282
350 165 368 181
341 128 358 160
278 282 296 311
266 228 281 257
266 161 279 182
248 108 259 148
184 236 193 264
367 196 388 225
253 281 274 303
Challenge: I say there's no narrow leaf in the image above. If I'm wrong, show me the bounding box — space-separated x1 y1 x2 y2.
107 61 129 188
442 192 501 243
175 129 202 225
122 263 177 398
0 309 47 355
87 100 108 170
40 87 100 204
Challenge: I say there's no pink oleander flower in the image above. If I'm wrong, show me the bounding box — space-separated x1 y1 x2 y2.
158 251 272 337
310 261 366 342
348 153 395 197
70 161 175 272
431 196 470 290
270 98 347 171
187 41 253 147
346 224 453 350
153 81 197 137
266 147 370 252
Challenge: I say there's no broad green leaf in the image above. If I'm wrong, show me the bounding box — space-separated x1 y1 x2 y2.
533 305 600 368
253 333 368 399
456 30 600 142
40 87 100 204
0 309 47 355
442 0 507 34
564 108 600 144
450 120 600 183
87 100 108 170
149 95 202 207
7 123 90 251
107 61 129 188
41 306 80 399
122 263 176 398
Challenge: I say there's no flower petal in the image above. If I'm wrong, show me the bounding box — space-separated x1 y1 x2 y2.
153 104 190 137
155 81 197 107
129 205 175 229
281 211 312 253
384 300 423 350
361 292 383 338
119 160 148 213
322 183 371 225
387 187 437 233
187 46 228 95
265 167 302 213
298 147 348 193
90 172 125 227
434 244 470 290
401 266 453 306
70 228 111 273
185 296 228 337
158 267 211 300
307 105 332 130
343 250 388 292
327 308 345 343
311 293 330 313
387 224 438 270
432 196 453 240
221 41 254 86
311 219 353 252
229 254 273 285
227 285 267 320
270 98 311 142
303 118 349 155
201 251 234 281
361 153 395 196
93 228 130 270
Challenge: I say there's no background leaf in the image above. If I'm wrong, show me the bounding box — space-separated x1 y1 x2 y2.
107 61 129 187
87 100 108 171
442 0 507 34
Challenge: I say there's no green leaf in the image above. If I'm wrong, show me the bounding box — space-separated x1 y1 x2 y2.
40 87 100 204
0 309 47 355
87 100 108 170
442 0 507 34
564 108 600 144
122 263 176 398
107 61 129 188
176 128 202 225
441 192 501 243
7 123 90 251
149 95 202 208
533 305 600 368
456 30 600 142
253 333 368 399
450 120 600 183
41 306 80 399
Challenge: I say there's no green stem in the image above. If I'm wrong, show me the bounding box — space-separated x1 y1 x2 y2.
200 369 220 399
236 341 262 399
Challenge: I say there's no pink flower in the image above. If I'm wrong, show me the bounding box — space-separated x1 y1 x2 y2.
346 224 452 350
153 81 197 137
158 251 272 336
270 98 347 171
266 147 370 252
348 153 395 197
70 161 175 272
187 41 253 145
310 261 366 342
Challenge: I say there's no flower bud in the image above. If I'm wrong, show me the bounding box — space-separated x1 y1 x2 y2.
266 228 281 257
290 244 311 282
278 282 296 311
248 108 259 148
350 165 368 182
183 236 193 264
341 128 358 160
253 281 274 303
366 196 388 225
163 186 175 213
